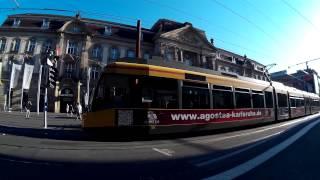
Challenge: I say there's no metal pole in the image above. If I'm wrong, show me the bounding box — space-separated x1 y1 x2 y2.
37 65 43 115
44 86 48 129
8 88 11 112
20 87 23 112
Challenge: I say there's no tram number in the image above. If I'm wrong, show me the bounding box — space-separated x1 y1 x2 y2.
118 110 133 126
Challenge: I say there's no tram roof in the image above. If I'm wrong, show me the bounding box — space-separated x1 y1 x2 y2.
102 58 320 98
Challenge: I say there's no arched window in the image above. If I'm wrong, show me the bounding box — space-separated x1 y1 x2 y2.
10 38 20 52
25 38 36 54
0 38 6 53
91 45 102 60
109 47 119 62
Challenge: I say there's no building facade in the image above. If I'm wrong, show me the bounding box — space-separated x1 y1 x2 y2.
271 69 320 95
0 13 267 112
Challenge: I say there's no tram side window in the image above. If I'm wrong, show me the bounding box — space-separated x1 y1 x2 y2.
183 83 210 109
252 90 264 108
277 93 288 107
296 99 304 107
290 98 296 107
265 91 273 108
212 87 234 109
140 77 178 109
235 88 251 108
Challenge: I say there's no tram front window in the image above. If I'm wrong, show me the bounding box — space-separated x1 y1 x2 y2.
92 74 131 111
91 74 178 111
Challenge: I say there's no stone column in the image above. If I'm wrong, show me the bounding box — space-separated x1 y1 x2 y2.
102 44 109 65
202 55 206 68
81 35 91 69
180 50 184 62
77 81 81 104
196 54 201 67
57 33 65 77
174 47 178 61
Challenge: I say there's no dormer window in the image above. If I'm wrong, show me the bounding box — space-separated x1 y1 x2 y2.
104 25 112 35
12 18 21 27
41 19 50 29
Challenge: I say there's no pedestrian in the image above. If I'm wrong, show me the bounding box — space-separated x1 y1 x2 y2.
70 104 74 117
3 102 6 112
66 104 69 117
76 102 82 121
25 101 32 119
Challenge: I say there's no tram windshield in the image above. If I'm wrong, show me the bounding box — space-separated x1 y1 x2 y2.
91 74 178 111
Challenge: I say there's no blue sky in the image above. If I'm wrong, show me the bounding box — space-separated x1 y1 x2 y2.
1 0 320 73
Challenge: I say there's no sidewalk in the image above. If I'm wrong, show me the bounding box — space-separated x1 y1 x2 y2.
0 111 88 140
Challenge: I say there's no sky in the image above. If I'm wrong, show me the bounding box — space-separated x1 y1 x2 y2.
1 0 320 73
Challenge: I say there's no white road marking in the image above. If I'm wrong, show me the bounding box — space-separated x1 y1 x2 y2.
195 114 318 144
196 131 283 167
152 148 174 157
203 117 320 180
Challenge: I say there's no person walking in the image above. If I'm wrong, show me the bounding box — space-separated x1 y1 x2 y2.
76 102 82 121
70 104 74 117
25 101 32 119
66 104 69 117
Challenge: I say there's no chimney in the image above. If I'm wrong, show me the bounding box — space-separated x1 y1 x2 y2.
210 38 214 46
136 20 141 59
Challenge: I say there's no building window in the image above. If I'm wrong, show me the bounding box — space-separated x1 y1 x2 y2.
66 40 78 55
25 38 36 54
104 25 112 35
72 26 81 33
126 49 135 58
109 47 119 61
0 38 6 53
91 45 102 60
41 19 50 29
90 66 100 80
10 38 20 52
143 52 150 60
42 40 52 53
165 48 174 61
12 18 21 27
64 63 75 78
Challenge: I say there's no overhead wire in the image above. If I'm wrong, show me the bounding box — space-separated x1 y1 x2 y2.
142 0 250 40
280 0 320 31
142 0 279 62
209 0 277 42
242 0 281 30
0 2 280 63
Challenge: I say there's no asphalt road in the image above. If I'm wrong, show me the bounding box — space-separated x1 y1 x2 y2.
0 112 319 179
